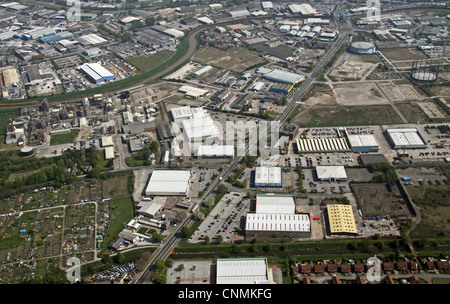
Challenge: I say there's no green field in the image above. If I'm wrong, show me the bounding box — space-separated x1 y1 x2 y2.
407 184 450 238
50 129 79 145
291 105 402 127
102 197 135 250
127 51 174 71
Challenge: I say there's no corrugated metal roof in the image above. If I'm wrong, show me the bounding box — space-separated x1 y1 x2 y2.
216 258 268 284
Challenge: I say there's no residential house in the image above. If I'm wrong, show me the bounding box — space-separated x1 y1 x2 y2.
383 262 394 272
425 261 435 272
396 261 408 272
300 264 312 274
314 264 324 274
340 264 351 274
353 264 365 273
408 275 420 284
326 263 338 273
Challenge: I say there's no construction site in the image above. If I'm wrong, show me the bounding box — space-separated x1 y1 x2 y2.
351 182 415 221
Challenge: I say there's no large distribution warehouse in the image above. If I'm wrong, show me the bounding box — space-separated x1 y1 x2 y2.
144 170 191 196
346 134 380 153
254 166 282 188
296 137 351 153
245 194 311 238
216 258 270 284
78 62 115 84
385 128 428 149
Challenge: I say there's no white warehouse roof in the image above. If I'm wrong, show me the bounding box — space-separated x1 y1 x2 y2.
196 145 234 158
316 166 347 181
254 166 282 187
197 16 214 24
246 213 311 233
78 62 114 82
101 136 114 147
77 33 107 45
178 85 209 98
255 194 295 214
181 115 219 141
216 258 269 284
145 170 191 196
386 128 427 149
347 134 379 148
263 69 305 85
104 146 114 160
289 4 317 15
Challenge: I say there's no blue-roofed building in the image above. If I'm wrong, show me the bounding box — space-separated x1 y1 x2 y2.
39 31 74 44
78 62 115 84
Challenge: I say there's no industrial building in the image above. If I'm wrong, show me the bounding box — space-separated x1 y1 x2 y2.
296 137 351 153
227 9 250 18
270 82 294 94
385 128 428 149
178 85 209 98
101 136 113 147
246 213 311 238
216 258 270 284
144 170 191 196
326 204 357 235
192 65 213 77
349 41 376 54
137 200 162 218
156 124 175 140
255 194 295 214
263 69 305 85
77 34 107 46
195 145 234 158
246 194 311 238
254 166 282 188
2 68 19 86
104 146 114 160
180 113 219 142
316 166 347 182
346 134 380 153
78 62 115 84
170 106 198 122
288 3 317 15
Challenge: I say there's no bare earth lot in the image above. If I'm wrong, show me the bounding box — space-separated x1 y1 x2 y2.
193 46 265 73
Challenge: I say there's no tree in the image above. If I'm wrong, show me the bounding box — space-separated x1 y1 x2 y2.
203 236 210 244
154 273 166 284
114 252 125 264
181 226 190 238
155 259 165 271
88 167 101 179
215 235 223 244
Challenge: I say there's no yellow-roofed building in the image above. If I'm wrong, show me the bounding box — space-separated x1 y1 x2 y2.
327 204 357 235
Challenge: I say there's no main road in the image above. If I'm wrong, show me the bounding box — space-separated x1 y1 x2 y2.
133 28 352 284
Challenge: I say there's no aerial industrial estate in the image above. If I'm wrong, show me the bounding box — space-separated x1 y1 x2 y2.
0 0 449 289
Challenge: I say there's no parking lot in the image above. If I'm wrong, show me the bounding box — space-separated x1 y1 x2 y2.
166 260 213 284
190 192 248 244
